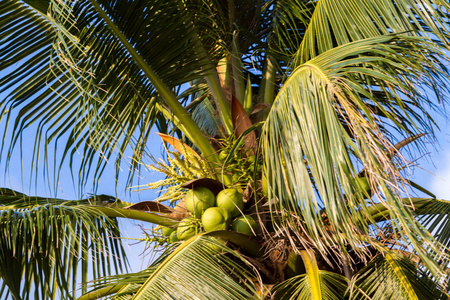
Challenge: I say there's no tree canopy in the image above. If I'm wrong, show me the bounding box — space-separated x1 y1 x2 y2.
1 0 450 299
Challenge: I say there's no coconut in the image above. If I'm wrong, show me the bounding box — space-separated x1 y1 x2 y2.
231 215 257 236
216 188 244 218
177 217 199 240
160 226 175 236
184 187 216 217
206 237 226 253
201 207 231 231
169 231 179 243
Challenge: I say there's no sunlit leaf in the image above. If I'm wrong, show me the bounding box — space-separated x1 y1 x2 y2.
132 236 257 300
262 35 448 274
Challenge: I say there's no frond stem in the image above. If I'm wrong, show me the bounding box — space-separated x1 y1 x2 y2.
93 206 179 227
263 55 276 105
76 285 125 300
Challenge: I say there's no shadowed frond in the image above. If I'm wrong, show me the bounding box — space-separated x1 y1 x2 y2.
0 188 127 299
77 254 168 300
350 252 447 300
0 0 224 192
272 270 348 299
191 97 223 138
413 199 450 249
269 0 314 58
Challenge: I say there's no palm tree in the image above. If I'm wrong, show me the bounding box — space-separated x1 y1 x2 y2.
1 0 450 298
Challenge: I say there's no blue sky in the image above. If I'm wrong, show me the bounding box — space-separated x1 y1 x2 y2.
403 112 450 200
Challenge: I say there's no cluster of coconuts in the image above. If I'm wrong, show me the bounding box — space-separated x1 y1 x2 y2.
160 187 257 242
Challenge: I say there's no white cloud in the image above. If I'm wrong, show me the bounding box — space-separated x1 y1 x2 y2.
429 150 450 200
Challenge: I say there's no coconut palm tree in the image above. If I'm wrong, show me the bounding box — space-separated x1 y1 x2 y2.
1 0 450 299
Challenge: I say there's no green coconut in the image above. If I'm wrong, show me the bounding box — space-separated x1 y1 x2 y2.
216 188 244 218
177 218 199 240
201 207 231 232
160 226 175 236
206 237 226 253
184 187 216 217
169 231 179 243
231 215 257 236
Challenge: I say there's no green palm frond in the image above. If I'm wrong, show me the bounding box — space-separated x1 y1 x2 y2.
287 0 450 144
79 233 262 300
0 189 127 299
261 34 448 270
191 97 223 138
269 0 314 59
0 0 224 191
413 199 450 249
350 252 447 300
367 197 450 268
131 236 257 300
272 271 348 300
295 0 450 65
78 254 168 300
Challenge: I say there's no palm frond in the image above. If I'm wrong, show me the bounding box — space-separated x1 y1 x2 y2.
191 97 223 138
131 236 257 300
350 252 446 300
295 0 450 65
0 0 224 192
0 188 127 299
269 0 314 59
288 0 450 144
413 199 450 249
368 197 450 258
78 232 262 299
261 34 448 272
78 254 167 300
272 270 348 300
